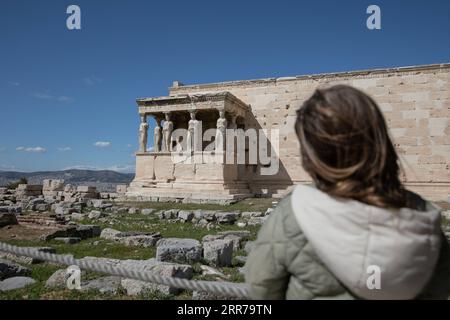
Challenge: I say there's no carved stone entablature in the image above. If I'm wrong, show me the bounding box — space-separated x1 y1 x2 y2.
136 91 251 117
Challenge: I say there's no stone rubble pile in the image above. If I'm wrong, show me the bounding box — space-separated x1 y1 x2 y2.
155 209 271 228
0 181 124 214
0 258 36 292
0 182 277 297
0 183 272 229
15 184 42 200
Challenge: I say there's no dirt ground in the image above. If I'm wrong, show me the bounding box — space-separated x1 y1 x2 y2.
0 224 59 241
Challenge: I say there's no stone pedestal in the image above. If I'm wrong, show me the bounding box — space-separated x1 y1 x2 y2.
128 152 252 203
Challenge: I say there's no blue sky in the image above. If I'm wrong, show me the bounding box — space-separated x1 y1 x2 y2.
0 0 449 173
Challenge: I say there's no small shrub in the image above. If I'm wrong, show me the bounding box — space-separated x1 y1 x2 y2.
6 177 28 190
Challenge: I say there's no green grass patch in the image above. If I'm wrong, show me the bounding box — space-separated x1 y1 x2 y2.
4 238 156 260
78 213 260 241
116 197 275 213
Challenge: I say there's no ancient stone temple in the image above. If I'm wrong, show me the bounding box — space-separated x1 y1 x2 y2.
127 92 255 202
128 63 450 202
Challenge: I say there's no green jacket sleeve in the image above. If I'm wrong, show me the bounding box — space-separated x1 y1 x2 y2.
244 198 291 300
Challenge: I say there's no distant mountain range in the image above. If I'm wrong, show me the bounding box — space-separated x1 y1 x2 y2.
0 169 135 192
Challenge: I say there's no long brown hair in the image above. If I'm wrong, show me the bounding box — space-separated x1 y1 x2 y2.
295 85 411 209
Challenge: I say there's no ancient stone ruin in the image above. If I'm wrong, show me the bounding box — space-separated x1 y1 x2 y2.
128 63 450 202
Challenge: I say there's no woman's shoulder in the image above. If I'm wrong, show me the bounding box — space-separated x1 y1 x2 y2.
258 192 305 242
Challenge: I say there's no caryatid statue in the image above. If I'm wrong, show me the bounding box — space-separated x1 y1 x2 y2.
153 117 162 152
187 110 199 152
138 115 149 152
215 109 227 152
162 112 173 152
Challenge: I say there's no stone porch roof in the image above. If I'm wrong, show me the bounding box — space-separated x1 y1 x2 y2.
136 91 251 116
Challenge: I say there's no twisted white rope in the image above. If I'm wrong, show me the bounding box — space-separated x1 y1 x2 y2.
0 242 249 298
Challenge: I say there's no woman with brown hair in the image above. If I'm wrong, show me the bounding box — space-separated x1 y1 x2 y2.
245 85 450 299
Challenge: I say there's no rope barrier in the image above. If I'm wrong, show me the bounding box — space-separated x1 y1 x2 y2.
0 242 250 298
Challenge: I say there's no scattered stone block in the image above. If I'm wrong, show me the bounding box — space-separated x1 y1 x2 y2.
222 235 242 251
71 212 86 221
40 224 100 241
0 276 36 291
193 209 218 221
99 193 110 199
241 211 263 218
35 203 50 212
54 237 81 244
141 208 156 215
200 265 228 279
100 228 122 240
82 276 122 294
0 212 18 227
64 184 76 193
42 179 64 197
247 216 267 226
203 239 233 267
216 212 239 224
0 247 55 264
88 210 104 219
45 268 86 289
99 228 161 247
178 210 194 222
202 231 250 251
161 209 179 219
217 230 251 240
75 225 101 239
15 184 43 198
115 207 128 214
53 204 66 215
78 256 120 267
202 234 224 243
128 207 139 214
116 232 161 247
192 290 237 300
18 184 42 192
156 238 202 263
120 258 193 296
89 199 110 209
39 226 77 241
76 186 96 193
0 259 31 280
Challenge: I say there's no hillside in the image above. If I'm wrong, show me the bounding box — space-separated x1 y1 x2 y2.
0 169 134 192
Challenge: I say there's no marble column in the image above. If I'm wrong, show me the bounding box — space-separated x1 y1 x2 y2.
138 114 149 152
